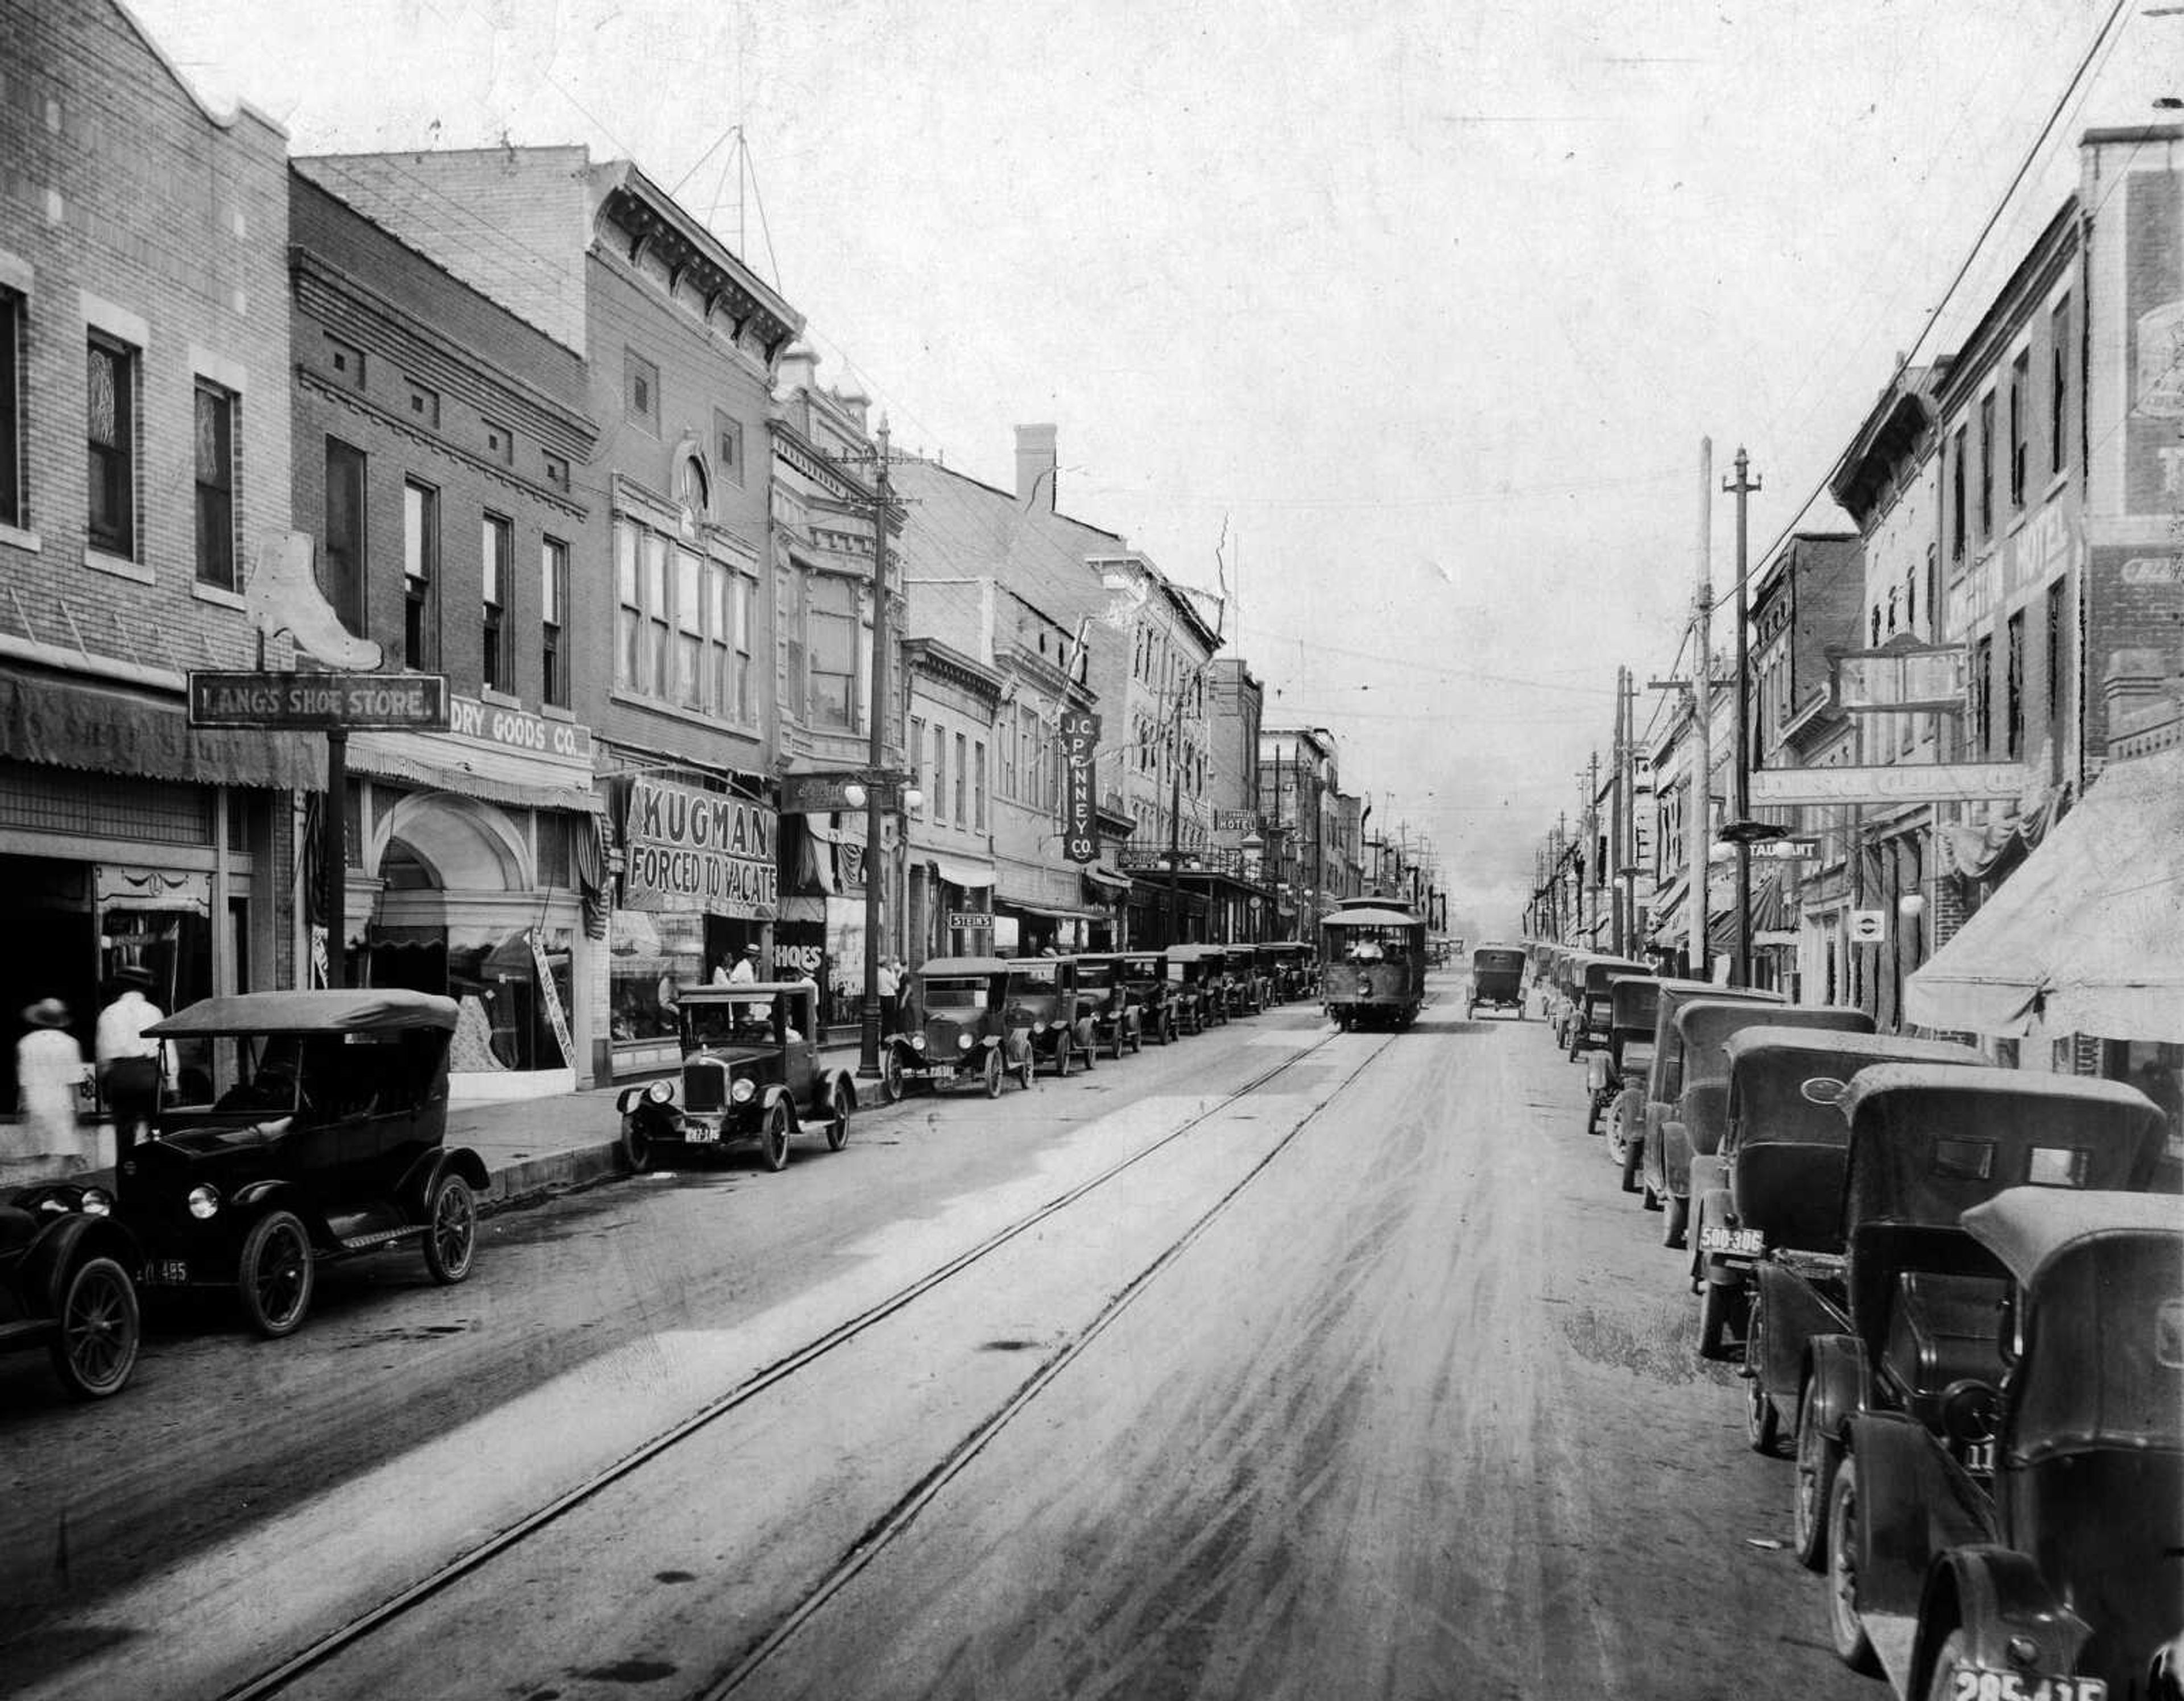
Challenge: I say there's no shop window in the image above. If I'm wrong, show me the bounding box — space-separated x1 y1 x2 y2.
609 908 702 1045
86 334 137 557
540 535 568 707
322 437 368 634
481 512 511 693
404 481 439 670
193 379 237 589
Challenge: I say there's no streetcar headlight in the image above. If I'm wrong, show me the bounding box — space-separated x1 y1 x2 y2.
730 1077 756 1104
186 1184 221 1221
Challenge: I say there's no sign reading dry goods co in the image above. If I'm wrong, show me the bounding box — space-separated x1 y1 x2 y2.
620 776 778 920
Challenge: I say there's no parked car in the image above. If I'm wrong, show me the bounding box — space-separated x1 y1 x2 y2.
1823 1186 2184 1696
1751 1066 2169 1576
1007 957 1095 1077
1466 944 1528 1019
1067 955 1143 1059
879 958 1033 1099
1115 951 1181 1044
1566 956 1653 1060
1544 950 1591 1047
1165 946 1223 1034
1661 999 1873 1252
1632 982 1788 1242
1 1181 142 1399
1602 975 1662 1179
619 982 857 1167
127 989 489 1339
1695 1028 1986 1369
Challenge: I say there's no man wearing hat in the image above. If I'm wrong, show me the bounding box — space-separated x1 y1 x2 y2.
15 997 85 1169
96 966 169 1155
723 941 767 1029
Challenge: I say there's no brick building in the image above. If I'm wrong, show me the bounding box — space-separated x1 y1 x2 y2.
286 166 603 1094
0 0 312 1113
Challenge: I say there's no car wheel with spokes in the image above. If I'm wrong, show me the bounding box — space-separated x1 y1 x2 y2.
621 1116 653 1174
1696 1277 1736 1361
1825 1456 1880 1673
239 1209 315 1339
983 1044 1003 1099
1017 1049 1035 1091
882 1049 905 1105
51 1255 139 1399
824 1088 850 1150
1744 1374 1782 1456
1056 1036 1073 1078
756 1102 791 1173
421 1171 477 1285
1793 1384 1839 1571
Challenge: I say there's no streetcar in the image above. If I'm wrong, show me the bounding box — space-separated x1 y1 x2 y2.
1320 898 1428 1030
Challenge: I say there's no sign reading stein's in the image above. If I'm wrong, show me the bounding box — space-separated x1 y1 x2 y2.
619 776 778 920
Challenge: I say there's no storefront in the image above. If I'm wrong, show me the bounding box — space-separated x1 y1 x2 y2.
608 772 777 1078
911 853 996 966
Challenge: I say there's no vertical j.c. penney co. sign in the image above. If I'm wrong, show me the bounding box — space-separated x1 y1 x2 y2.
618 776 779 920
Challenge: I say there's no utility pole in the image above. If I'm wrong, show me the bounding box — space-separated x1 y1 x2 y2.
1585 749 1600 943
1689 437 1713 984
1610 667 1628 957
1724 445 1763 988
857 418 894 1079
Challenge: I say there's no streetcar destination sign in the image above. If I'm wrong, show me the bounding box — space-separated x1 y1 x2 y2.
188 670 449 730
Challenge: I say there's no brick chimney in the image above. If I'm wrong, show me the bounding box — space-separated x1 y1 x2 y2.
1015 423 1057 511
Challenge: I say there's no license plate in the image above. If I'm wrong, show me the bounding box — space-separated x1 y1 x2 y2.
1699 1225 1764 1257
144 1260 191 1286
1947 1668 2105 1701
684 1124 719 1145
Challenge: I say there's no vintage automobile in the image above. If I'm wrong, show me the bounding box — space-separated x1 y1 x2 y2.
127 989 489 1339
1164 946 1224 1034
1548 949 1600 1048
1007 956 1097 1077
1693 1027 1986 1365
1748 1067 2169 1577
1269 941 1317 1001
1115 950 1182 1044
1466 945 1528 1020
620 982 858 1165
1822 1187 2184 1697
1 1181 143 1399
878 958 1034 1099
1321 902 1429 1031
1588 972 1660 1145
1066 955 1143 1059
1248 943 1287 1008
1631 982 1789 1242
1565 956 1654 1060
1657 998 1874 1252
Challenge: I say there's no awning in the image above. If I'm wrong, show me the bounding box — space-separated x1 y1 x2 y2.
0 664 321 790
929 853 996 890
1083 863 1132 893
1646 871 1691 944
349 728 602 814
1905 745 2184 1040
996 897 1106 922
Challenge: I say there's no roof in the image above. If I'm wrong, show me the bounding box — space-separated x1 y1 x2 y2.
1963 1187 2184 1285
149 990 458 1035
1322 907 1424 928
1905 745 2184 1041
1839 1061 2160 1122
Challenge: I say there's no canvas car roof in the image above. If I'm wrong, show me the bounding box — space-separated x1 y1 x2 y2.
1839 1061 2160 1123
1722 1027 1986 1071
1963 1187 2184 1285
148 989 459 1035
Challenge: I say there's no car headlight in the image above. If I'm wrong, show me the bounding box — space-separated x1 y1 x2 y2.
79 1187 113 1216
1032 1019 1047 1034
958 1032 974 1050
186 1184 221 1221
646 1079 673 1105
911 1034 926 1050
730 1077 756 1104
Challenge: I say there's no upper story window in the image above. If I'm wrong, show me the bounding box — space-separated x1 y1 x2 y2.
403 480 439 671
86 335 138 558
322 438 369 635
0 290 22 530
1977 393 1995 539
481 512 511 693
543 451 570 493
2049 295 2071 478
613 517 752 722
193 379 238 590
406 379 440 428
625 349 660 434
806 573 862 732
1950 426 1967 562
714 411 743 487
325 334 366 388
679 453 709 519
540 535 568 708
485 419 514 465
2008 350 2030 510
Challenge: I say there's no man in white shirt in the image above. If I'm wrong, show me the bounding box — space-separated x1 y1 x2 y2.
726 943 766 1029
96 966 169 1153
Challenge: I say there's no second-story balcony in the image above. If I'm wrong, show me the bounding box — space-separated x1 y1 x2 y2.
1119 844 1259 881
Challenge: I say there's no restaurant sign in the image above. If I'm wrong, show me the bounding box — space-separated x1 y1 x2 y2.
619 775 777 920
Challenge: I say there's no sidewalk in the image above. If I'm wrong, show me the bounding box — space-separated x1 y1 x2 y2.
3 1035 868 1213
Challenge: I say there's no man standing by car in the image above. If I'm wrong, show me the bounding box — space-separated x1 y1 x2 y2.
96 965 168 1157
878 955 903 1037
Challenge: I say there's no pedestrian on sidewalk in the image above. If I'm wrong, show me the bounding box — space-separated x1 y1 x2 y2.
96 965 170 1157
877 956 902 1037
15 998 85 1170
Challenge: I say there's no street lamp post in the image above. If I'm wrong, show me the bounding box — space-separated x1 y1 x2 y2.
858 419 894 1079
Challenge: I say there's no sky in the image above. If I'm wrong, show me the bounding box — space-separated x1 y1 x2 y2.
133 0 2182 936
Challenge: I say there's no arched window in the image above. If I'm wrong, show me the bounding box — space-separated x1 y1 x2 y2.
679 455 710 519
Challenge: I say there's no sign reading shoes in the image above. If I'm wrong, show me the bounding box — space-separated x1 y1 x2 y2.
188 670 448 730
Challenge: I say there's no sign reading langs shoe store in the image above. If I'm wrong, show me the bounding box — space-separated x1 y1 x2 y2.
618 775 778 920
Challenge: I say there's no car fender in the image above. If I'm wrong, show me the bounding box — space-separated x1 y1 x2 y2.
21 1211 143 1309
760 1084 801 1129
1641 1101 1669 1191
1911 1545 2089 1701
402 1146 490 1213
1753 1262 1846 1403
1693 1186 1738 1285
1839 1410 1958 1620
230 1179 333 1242
1806 1332 1874 1440
824 1070 858 1113
1660 1119 1693 1196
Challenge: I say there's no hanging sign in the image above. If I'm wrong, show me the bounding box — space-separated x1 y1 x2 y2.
188 670 448 729
946 911 992 931
1847 909 1888 944
528 929 576 1070
1060 711 1100 864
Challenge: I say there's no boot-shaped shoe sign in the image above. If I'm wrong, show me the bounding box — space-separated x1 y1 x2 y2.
247 531 384 671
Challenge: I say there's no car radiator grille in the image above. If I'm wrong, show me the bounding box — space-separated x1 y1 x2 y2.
684 1060 727 1112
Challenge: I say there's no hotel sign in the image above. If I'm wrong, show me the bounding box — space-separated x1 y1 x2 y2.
1749 763 2030 807
619 775 778 920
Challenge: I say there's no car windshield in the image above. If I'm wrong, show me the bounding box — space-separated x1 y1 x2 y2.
1076 964 1114 989
208 1034 308 1115
923 979 987 1011
685 1001 775 1047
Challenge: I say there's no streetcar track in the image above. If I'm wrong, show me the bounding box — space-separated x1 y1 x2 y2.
698 1027 1403 1698
218 1020 1385 1701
